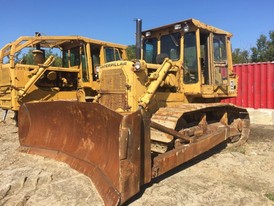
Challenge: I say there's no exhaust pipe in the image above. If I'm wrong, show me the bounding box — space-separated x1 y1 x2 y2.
135 19 142 59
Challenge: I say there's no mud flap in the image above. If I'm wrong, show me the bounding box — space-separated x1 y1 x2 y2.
18 101 143 206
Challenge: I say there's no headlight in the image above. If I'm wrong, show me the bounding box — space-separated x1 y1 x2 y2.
134 61 141 71
145 31 151 37
132 60 146 72
183 22 189 32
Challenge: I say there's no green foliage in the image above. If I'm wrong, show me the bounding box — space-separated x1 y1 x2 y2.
228 145 246 154
14 51 22 64
22 49 34 64
265 193 274 202
251 34 268 62
232 48 249 64
45 49 62 67
126 45 136 60
233 30 274 63
21 49 62 66
250 30 274 62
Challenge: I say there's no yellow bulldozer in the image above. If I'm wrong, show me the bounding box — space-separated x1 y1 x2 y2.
0 34 127 120
18 19 250 205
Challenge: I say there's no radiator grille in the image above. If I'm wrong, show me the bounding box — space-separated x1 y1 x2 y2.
99 69 127 111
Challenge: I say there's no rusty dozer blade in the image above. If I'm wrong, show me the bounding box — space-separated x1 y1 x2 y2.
18 102 250 205
18 101 144 206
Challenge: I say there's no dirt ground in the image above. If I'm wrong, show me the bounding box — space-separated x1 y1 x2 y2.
0 111 274 206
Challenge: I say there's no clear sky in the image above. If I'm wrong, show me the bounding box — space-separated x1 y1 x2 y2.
0 0 273 51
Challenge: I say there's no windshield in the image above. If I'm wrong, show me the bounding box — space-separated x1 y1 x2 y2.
143 38 157 63
160 32 181 61
105 47 122 62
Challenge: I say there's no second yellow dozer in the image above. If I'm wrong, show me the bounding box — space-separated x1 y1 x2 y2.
18 19 250 205
0 33 127 120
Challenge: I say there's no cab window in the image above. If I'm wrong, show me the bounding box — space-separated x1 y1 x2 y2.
70 47 80 66
183 32 198 84
115 49 121 60
160 32 181 60
62 50 69 67
213 35 227 62
91 44 101 80
143 38 157 63
62 47 80 68
81 52 89 82
105 47 121 62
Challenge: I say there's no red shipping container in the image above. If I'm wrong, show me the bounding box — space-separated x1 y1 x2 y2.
222 62 274 109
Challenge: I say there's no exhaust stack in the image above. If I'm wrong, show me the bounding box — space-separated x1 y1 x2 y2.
135 19 142 59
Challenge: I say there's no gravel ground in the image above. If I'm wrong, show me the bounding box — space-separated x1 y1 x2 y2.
0 111 274 206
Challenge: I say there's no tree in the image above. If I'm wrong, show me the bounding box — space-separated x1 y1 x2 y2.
45 49 62 67
232 48 249 64
21 49 34 64
126 45 136 60
251 30 274 62
267 30 274 60
21 48 62 66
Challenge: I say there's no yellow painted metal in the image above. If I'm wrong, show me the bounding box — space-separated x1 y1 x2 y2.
139 58 174 110
16 18 250 205
18 55 55 97
0 35 127 111
98 18 238 114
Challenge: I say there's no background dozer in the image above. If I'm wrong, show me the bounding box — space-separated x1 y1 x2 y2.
18 19 250 205
0 33 127 120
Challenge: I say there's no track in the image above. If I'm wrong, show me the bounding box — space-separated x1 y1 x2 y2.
151 103 250 153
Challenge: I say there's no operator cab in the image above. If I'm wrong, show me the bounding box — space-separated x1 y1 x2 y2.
142 19 235 97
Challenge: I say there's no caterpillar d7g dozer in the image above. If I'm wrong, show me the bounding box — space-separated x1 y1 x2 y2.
0 34 127 120
18 19 250 205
